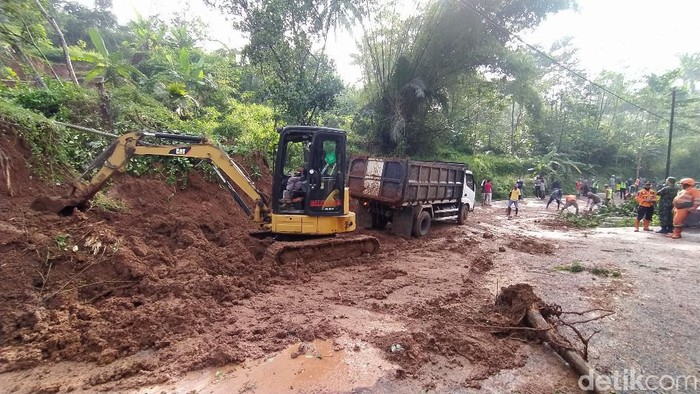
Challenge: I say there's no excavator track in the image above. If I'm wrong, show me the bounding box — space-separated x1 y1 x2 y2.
266 235 380 265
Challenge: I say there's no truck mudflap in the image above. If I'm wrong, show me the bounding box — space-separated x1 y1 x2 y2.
266 235 380 265
391 206 415 238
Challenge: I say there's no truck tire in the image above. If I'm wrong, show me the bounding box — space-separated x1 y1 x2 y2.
413 210 431 237
372 212 389 229
457 204 469 225
356 207 373 229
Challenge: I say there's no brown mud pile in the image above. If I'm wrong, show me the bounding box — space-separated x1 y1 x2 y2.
508 236 555 254
0 130 566 392
370 288 529 389
0 131 348 389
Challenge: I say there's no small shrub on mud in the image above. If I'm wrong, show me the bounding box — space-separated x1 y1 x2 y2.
555 261 585 273
555 261 621 277
92 191 129 212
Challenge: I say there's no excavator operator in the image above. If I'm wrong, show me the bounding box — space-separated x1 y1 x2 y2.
281 166 306 210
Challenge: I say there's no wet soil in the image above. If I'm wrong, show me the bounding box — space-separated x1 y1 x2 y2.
1 132 698 393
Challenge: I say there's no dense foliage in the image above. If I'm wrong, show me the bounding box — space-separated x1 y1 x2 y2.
1 0 698 197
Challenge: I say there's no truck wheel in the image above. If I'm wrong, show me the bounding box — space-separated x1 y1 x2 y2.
413 210 431 237
372 213 389 229
457 204 469 225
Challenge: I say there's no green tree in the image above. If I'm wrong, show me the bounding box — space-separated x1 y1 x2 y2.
355 0 573 156
73 27 143 83
205 0 365 124
0 0 49 88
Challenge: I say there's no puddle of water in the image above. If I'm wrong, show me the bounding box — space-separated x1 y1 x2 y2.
138 337 393 394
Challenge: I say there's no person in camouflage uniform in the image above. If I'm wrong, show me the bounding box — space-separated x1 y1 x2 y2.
656 177 678 234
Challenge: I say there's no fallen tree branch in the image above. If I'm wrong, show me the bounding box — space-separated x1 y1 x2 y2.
561 311 615 325
558 308 615 316
526 306 607 394
462 323 551 332
86 281 139 304
53 121 118 138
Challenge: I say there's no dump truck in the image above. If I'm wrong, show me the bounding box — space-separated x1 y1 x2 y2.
348 157 476 237
33 126 380 263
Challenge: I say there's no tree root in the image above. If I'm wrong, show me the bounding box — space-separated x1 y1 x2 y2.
495 284 612 393
0 147 13 196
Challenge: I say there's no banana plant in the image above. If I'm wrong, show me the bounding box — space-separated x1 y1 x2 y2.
72 28 144 83
153 81 200 120
164 47 206 86
528 149 587 180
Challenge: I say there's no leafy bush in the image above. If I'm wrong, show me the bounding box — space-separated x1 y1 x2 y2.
0 97 72 180
6 82 97 121
213 99 278 160
436 151 531 199
110 85 185 132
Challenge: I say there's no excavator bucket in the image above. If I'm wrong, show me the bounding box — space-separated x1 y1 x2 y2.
30 194 89 216
266 235 380 265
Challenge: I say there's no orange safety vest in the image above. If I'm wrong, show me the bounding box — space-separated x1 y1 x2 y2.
565 195 577 202
674 188 700 209
635 189 656 207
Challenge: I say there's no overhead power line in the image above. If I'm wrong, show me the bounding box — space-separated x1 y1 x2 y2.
459 1 698 132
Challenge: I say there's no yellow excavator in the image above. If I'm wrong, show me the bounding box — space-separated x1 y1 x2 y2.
35 126 379 263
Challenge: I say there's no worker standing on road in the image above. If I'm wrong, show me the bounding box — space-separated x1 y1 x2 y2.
669 178 700 239
604 184 614 206
516 179 524 200
561 195 579 215
619 179 628 200
534 176 543 199
656 177 678 234
483 179 493 206
634 182 657 232
507 184 521 218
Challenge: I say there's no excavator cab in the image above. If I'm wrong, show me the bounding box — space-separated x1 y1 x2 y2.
273 126 346 217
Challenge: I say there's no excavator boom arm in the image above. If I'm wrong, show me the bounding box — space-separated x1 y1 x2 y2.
70 132 270 225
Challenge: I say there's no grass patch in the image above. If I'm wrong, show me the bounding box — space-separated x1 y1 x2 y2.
555 261 585 273
92 191 129 212
588 267 622 277
555 261 621 277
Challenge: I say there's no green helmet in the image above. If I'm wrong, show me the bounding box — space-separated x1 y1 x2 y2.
325 151 336 165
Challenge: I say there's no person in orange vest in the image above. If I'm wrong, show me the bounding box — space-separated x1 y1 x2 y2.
560 194 579 215
669 178 700 239
575 179 583 197
634 182 656 232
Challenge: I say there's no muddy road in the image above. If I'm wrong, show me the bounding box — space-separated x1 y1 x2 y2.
1 138 698 394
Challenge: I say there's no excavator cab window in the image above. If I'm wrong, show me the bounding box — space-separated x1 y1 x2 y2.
273 127 346 216
277 137 310 213
306 132 345 216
